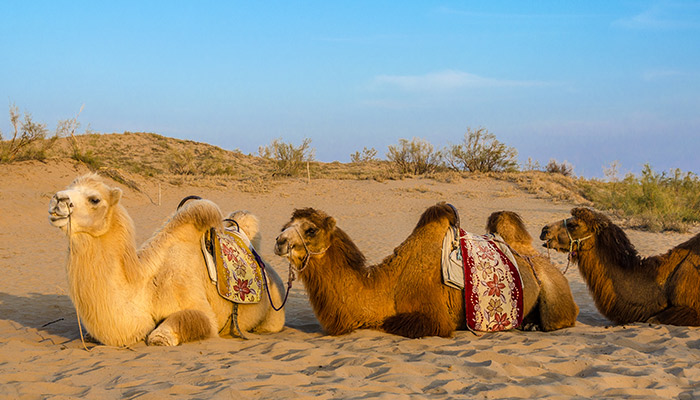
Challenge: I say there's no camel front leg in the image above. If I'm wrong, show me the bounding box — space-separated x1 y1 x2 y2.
147 310 215 346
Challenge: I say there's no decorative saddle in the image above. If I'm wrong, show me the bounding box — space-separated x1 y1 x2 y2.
441 208 524 332
201 225 264 304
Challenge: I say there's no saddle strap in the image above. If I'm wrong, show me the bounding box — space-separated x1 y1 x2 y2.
230 302 248 340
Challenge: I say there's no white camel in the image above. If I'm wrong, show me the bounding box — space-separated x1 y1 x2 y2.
48 173 285 346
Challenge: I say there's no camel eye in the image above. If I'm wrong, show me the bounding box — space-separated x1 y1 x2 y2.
89 197 101 205
305 227 318 237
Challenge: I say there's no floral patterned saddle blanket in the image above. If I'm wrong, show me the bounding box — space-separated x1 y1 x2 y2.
442 226 524 332
201 227 264 304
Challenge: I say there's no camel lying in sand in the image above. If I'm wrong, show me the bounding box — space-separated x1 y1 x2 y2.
48 174 285 346
273 203 578 338
540 207 700 326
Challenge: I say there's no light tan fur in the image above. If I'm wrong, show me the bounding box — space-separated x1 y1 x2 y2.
48 173 285 347
273 203 577 338
541 207 700 326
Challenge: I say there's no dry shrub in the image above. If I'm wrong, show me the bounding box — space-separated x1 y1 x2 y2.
444 128 518 172
545 159 574 177
0 105 56 162
387 137 442 175
350 147 378 163
259 138 314 177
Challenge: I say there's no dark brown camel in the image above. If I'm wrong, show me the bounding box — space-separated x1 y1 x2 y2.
540 207 700 326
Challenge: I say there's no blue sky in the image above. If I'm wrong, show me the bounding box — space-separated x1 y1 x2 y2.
1 1 699 177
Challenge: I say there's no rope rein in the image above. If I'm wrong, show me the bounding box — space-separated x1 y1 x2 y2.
67 213 93 352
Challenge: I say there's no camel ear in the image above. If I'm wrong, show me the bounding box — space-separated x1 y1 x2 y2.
324 216 336 231
109 188 123 205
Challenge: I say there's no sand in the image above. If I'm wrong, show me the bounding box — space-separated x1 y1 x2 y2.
1 160 699 399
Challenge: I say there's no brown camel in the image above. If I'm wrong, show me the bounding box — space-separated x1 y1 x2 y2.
540 207 700 326
273 203 578 338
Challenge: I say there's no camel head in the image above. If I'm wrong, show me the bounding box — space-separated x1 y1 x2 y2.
48 173 123 236
274 208 336 269
486 211 532 248
539 207 608 253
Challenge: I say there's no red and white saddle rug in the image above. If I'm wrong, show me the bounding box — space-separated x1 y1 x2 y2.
442 227 524 332
201 227 264 304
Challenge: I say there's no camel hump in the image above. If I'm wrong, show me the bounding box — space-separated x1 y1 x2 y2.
226 211 262 250
174 198 224 232
486 211 532 248
415 202 458 231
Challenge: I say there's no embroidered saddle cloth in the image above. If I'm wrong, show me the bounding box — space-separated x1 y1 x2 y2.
441 227 524 332
201 227 263 304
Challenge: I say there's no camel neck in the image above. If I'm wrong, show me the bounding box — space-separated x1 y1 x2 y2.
576 242 665 324
298 235 393 334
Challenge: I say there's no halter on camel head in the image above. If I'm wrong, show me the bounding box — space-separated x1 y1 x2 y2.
276 224 330 273
562 217 592 273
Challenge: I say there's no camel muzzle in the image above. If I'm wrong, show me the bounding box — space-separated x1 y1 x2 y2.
539 225 560 250
274 236 289 257
48 193 74 225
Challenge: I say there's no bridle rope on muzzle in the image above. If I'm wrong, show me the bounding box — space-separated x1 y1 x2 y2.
562 218 592 274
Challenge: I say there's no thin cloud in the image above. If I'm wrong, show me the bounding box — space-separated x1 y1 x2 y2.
613 3 700 30
435 6 602 20
642 69 685 81
373 70 546 91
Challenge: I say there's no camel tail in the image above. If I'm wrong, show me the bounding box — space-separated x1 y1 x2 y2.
414 202 458 231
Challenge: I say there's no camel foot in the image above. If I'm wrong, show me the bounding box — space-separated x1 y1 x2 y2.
147 326 178 346
520 322 540 331
147 310 214 346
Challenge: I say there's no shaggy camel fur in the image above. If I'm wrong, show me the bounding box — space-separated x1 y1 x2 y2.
48 174 285 347
540 207 700 326
273 203 578 338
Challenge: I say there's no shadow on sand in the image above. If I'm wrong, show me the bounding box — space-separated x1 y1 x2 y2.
0 291 80 342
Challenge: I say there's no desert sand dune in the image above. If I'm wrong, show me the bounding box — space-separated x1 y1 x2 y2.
1 160 698 399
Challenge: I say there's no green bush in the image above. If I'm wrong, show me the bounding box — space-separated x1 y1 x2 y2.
444 127 518 172
387 138 442 175
582 164 700 231
258 138 315 176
